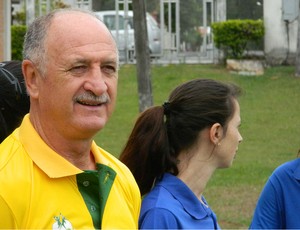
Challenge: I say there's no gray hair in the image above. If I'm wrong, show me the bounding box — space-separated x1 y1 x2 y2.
23 8 119 75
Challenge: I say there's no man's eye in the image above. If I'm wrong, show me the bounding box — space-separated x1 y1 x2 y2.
69 66 88 74
102 65 116 75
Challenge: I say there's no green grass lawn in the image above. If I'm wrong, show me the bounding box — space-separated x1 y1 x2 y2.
95 64 300 228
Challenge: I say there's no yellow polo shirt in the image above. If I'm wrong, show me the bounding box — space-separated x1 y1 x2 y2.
0 115 141 229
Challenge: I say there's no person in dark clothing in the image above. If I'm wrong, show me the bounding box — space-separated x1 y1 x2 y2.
0 60 30 142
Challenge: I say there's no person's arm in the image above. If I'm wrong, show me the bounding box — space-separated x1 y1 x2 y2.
250 178 282 229
139 208 179 229
0 195 18 228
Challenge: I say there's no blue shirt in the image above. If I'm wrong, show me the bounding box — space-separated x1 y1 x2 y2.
250 158 300 229
139 173 221 229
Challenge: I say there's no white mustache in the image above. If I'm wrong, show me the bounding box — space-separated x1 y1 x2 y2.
75 92 110 105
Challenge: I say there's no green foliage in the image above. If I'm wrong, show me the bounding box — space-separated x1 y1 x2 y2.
52 0 70 9
11 25 27 61
211 19 264 59
13 11 26 25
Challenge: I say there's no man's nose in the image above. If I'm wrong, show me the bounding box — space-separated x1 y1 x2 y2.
83 68 108 95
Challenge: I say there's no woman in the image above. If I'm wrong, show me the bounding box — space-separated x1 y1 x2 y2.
120 78 243 229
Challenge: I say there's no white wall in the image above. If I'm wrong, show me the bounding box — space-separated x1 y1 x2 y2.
264 0 299 65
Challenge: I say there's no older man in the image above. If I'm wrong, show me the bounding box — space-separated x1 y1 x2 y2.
0 8 140 229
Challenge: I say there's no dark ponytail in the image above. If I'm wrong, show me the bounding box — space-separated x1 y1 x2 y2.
119 106 178 195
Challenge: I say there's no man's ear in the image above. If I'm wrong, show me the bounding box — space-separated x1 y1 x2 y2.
209 123 223 145
22 60 40 99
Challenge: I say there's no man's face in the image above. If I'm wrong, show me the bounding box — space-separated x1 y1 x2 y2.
36 12 118 140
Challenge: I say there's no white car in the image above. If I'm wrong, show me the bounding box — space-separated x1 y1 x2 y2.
94 10 161 60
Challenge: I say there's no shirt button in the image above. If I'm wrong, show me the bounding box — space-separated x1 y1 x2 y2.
83 181 90 187
91 205 96 212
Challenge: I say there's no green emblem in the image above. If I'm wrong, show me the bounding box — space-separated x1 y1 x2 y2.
53 213 73 230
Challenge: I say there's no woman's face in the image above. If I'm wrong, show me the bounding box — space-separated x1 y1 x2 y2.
176 99 242 175
215 99 243 168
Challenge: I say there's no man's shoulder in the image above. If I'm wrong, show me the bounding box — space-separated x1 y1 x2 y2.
0 133 32 198
94 145 141 207
0 132 28 170
94 145 136 180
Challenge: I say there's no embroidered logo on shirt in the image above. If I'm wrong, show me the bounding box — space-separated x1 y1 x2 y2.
52 213 73 230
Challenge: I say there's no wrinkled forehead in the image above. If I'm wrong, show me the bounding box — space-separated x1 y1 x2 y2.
45 12 117 56
48 11 115 45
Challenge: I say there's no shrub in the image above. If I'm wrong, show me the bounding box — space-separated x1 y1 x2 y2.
211 19 264 59
11 25 27 60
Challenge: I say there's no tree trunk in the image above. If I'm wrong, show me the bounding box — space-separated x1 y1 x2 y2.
132 0 153 112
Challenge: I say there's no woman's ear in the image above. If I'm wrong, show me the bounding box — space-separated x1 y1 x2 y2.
22 60 40 99
210 123 223 145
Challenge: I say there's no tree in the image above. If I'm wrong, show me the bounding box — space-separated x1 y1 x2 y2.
132 0 153 112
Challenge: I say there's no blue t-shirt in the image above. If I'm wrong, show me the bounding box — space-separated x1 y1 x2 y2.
250 158 300 229
139 173 220 229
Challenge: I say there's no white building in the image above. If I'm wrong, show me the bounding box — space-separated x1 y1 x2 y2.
1 0 300 65
263 0 299 65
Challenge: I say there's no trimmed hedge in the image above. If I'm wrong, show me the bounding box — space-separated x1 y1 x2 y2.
211 19 264 59
11 25 27 61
